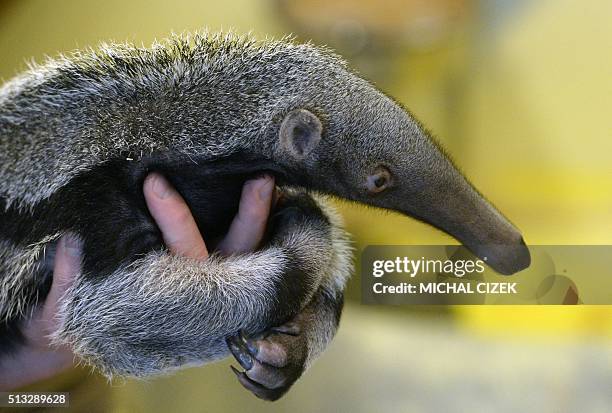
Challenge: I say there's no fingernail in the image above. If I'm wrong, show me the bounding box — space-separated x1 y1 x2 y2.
63 234 82 257
150 174 174 199
257 175 274 202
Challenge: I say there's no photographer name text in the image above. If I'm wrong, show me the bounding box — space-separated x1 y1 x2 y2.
371 256 517 295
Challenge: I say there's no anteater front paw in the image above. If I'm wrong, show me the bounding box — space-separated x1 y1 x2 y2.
226 323 307 401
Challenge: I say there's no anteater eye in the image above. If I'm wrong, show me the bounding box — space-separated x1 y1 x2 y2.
374 176 386 188
366 167 392 194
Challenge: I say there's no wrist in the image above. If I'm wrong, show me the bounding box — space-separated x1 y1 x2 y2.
0 345 73 390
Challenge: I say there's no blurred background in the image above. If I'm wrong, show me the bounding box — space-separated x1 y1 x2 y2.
1 0 611 411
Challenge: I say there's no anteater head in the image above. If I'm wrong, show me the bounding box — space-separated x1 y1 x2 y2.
268 44 530 275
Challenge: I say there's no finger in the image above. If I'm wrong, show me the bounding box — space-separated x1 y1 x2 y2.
144 173 208 260
217 175 275 255
41 234 82 332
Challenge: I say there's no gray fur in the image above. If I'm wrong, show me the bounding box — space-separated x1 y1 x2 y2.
0 235 59 321
51 209 348 377
0 33 348 210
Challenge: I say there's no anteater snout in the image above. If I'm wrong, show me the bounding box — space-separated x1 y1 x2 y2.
474 237 531 275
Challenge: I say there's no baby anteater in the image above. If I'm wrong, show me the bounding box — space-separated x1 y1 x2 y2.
0 32 529 400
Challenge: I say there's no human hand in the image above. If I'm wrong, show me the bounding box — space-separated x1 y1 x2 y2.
143 173 275 259
0 174 276 390
0 235 82 390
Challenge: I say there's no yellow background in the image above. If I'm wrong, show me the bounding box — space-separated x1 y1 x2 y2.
1 0 610 411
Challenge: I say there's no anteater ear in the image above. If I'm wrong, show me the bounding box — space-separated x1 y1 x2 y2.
279 109 322 158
